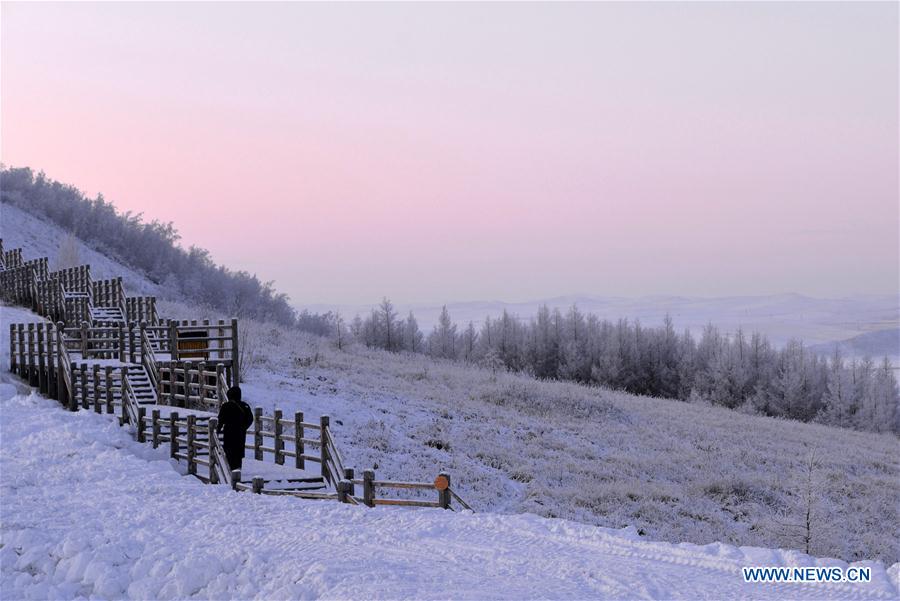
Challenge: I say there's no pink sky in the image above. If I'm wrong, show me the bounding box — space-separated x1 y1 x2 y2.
2 2 897 305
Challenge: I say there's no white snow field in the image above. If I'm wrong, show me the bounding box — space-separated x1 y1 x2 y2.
1 387 898 600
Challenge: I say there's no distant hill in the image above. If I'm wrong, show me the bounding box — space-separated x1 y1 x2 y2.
809 328 900 361
301 293 899 351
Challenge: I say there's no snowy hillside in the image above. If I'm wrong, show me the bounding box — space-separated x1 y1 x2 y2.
2 375 897 599
0 203 161 297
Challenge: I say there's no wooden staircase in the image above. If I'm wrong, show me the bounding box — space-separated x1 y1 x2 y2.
126 365 157 404
90 305 126 323
256 476 328 492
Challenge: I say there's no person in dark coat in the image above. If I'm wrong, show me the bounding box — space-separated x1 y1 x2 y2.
217 386 253 470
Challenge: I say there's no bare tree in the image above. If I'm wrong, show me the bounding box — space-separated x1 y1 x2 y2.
56 232 81 270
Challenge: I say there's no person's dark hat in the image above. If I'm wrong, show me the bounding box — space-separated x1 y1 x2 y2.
227 386 242 402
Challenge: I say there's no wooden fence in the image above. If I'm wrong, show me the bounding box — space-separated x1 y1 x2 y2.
92 277 124 308
8 321 77 410
126 296 160 324
35 278 66 322
158 360 222 411
50 264 93 294
2 246 23 270
167 319 240 383
0 263 38 308
4 247 472 513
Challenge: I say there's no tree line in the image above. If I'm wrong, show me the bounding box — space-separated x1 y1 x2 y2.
1 166 296 325
328 299 899 434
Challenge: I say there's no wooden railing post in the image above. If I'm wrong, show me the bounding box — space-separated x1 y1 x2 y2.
186 415 196 475
197 361 207 408
169 365 177 406
363 469 375 507
438 472 451 509
47 325 58 401
208 417 219 484
92 364 101 413
254 407 263 461
118 321 128 363
295 411 304 470
152 409 161 448
183 360 193 408
215 363 225 401
80 362 89 409
252 477 263 494
58 322 73 410
104 366 114 413
274 409 284 465
320 415 330 481
9 324 16 374
230 318 240 385
344 468 355 497
137 406 146 443
170 412 180 459
119 366 128 424
169 321 178 361
17 325 25 378
26 323 35 386
128 326 136 363
231 469 241 491
80 321 88 358
139 321 147 365
36 323 46 394
337 480 351 503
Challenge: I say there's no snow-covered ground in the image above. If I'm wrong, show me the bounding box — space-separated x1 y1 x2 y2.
2 386 897 600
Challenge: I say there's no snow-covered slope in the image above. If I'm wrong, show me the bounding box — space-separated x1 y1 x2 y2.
0 203 161 296
2 385 897 600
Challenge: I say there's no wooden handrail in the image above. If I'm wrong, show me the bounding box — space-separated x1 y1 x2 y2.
55 323 74 407
121 375 141 427
140 325 159 392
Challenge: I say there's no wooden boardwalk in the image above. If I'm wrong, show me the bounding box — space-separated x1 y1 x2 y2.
1 239 471 511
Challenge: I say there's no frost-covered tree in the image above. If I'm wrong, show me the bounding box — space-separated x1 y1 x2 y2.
460 321 478 363
378 298 400 351
402 311 423 353
818 349 854 428
770 450 837 557
427 306 458 360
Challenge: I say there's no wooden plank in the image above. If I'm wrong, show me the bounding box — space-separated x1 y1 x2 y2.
449 488 474 512
371 481 435 490
373 499 443 508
